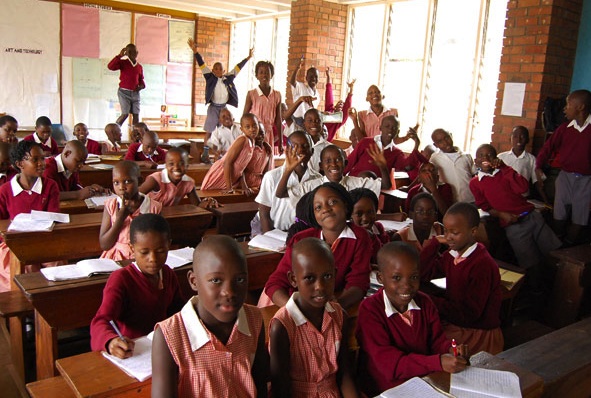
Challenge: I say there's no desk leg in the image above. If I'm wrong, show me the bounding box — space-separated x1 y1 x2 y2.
9 316 25 383
9 255 24 290
35 311 58 380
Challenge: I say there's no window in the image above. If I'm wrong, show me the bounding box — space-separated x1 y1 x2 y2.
345 0 507 154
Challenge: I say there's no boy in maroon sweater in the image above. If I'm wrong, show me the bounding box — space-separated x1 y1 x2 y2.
536 89 591 244
356 242 467 396
23 116 59 157
108 43 145 126
470 144 561 291
124 130 167 168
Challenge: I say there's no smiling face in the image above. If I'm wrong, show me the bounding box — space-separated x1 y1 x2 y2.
351 196 377 230
73 124 89 144
443 212 477 255
474 145 496 173
219 109 234 128
304 109 323 140
130 230 169 277
256 64 272 86
510 127 529 153
306 67 319 88
378 250 420 313
289 246 335 310
319 146 345 183
313 186 348 233
366 85 383 106
431 129 454 153
0 120 18 144
212 62 225 78
380 116 399 145
17 145 45 177
288 132 313 167
165 151 188 184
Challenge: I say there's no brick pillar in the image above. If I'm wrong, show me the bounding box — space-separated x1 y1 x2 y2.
287 0 348 109
492 0 583 153
191 16 231 127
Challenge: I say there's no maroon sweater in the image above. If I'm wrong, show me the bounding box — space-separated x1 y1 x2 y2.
0 176 60 220
86 139 102 155
356 290 450 395
107 56 145 91
469 165 533 227
43 156 80 192
23 134 59 156
124 142 167 163
90 264 185 352
536 120 591 175
420 240 501 330
264 224 372 300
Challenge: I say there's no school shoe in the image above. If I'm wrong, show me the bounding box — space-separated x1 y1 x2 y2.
201 146 211 164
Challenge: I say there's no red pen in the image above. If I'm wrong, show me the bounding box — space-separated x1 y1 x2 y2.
452 339 458 357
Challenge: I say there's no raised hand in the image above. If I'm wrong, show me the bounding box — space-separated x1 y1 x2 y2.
367 143 387 167
248 47 254 59
119 48 127 57
347 79 356 93
187 38 198 53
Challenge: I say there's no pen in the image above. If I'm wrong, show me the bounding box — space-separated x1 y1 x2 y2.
399 206 403 213
109 319 126 343
452 339 458 357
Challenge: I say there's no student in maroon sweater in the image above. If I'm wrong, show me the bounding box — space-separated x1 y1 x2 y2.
420 202 504 354
124 130 167 168
357 242 467 396
405 162 453 217
90 213 185 358
73 123 102 155
108 43 145 126
23 116 59 157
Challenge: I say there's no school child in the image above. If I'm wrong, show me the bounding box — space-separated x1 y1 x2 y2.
243 127 273 193
208 108 242 160
345 115 423 178
102 123 124 153
200 113 259 194
536 89 591 244
131 122 149 143
91 214 184 358
269 237 358 397
253 130 321 235
187 38 253 163
324 68 354 142
0 115 18 144
356 242 467 395
108 43 145 126
73 122 102 155
264 182 372 312
99 161 162 261
470 144 561 290
244 61 282 153
430 128 476 203
405 162 453 216
278 145 389 207
0 141 60 291
124 130 167 168
350 188 389 262
152 235 269 397
420 202 504 354
289 57 320 128
0 143 17 186
349 85 398 138
140 147 219 208
393 193 444 252
43 140 107 201
23 116 59 156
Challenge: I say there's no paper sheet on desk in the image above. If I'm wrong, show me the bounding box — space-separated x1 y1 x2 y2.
7 213 54 232
85 194 118 208
102 333 153 382
451 367 521 398
41 258 121 281
248 229 287 252
31 210 70 223
379 376 451 397
166 247 195 268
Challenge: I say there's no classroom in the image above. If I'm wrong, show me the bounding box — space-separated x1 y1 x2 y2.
2 0 591 397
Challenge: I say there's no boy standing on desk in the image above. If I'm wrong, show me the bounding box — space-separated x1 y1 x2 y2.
108 43 145 127
536 89 591 245
187 38 253 164
43 140 107 201
23 116 59 156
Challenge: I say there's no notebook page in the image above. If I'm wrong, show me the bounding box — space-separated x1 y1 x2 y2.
102 334 153 382
31 210 70 223
380 377 449 398
248 233 286 252
87 194 118 207
77 258 121 275
41 264 87 281
451 367 521 398
166 247 195 269
8 214 54 232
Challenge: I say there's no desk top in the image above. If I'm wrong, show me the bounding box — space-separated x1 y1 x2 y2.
150 126 205 134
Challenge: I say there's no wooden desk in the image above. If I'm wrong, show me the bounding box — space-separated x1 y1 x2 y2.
197 189 257 204
59 199 103 215
79 163 211 189
498 317 591 398
15 243 280 380
210 202 259 236
27 376 77 398
150 126 206 141
425 351 543 398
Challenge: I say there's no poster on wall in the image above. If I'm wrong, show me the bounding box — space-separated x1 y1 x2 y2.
142 64 166 106
73 58 102 99
169 20 195 63
62 4 99 58
166 63 192 105
0 0 60 125
136 15 168 65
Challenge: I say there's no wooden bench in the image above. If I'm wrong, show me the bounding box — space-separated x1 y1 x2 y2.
498 317 591 398
0 290 34 383
26 376 77 398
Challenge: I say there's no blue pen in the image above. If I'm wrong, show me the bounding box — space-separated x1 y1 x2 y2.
519 211 529 218
109 319 126 343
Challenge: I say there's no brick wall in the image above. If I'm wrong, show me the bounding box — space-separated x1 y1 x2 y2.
492 0 583 153
287 0 348 109
191 16 231 126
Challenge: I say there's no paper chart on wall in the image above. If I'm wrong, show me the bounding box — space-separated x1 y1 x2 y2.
101 58 121 103
62 4 100 58
73 58 102 99
168 20 195 63
166 63 192 105
142 64 166 105
99 9 131 59
136 15 168 65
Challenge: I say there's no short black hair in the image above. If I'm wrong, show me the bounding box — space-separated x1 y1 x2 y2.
133 122 149 131
35 116 52 128
512 125 530 144
288 130 313 148
10 140 42 169
255 60 275 77
350 188 378 210
291 237 334 270
308 182 354 229
241 113 259 125
320 144 346 163
380 115 399 129
0 115 17 127
193 235 246 272
445 202 480 228
409 192 437 212
377 241 419 271
166 146 188 159
114 160 141 180
130 214 170 244
476 143 497 158
570 89 591 111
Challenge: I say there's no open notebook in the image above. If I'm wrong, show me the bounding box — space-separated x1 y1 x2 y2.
8 211 70 232
166 247 195 269
451 367 521 398
102 333 153 382
41 259 121 281
248 229 288 252
379 377 452 397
